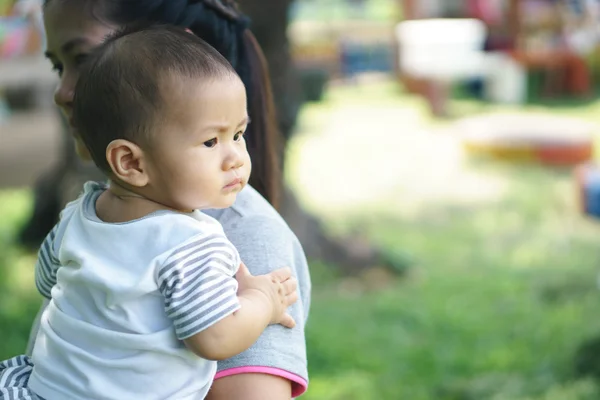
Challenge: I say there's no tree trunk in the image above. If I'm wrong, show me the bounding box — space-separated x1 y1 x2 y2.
240 0 301 145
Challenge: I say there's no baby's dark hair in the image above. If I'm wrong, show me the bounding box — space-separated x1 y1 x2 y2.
72 23 238 173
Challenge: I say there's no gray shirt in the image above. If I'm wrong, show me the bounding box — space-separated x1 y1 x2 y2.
27 184 311 395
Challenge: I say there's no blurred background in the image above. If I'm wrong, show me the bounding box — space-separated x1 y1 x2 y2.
5 0 600 398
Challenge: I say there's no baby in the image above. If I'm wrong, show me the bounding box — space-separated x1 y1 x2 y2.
0 24 297 400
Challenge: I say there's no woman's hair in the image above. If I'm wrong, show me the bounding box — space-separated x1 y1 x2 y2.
46 0 282 208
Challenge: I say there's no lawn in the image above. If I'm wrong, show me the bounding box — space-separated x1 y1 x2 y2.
3 80 600 399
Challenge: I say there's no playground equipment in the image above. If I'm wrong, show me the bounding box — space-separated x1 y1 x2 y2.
459 113 595 166
395 18 488 82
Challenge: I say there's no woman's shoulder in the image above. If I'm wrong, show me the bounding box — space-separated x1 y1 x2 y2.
206 186 311 328
204 185 291 238
204 186 309 275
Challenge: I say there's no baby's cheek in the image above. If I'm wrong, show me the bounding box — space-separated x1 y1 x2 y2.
244 155 252 178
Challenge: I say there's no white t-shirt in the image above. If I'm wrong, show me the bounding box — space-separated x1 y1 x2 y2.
28 182 241 400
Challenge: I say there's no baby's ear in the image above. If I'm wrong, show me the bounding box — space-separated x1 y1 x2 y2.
105 139 149 187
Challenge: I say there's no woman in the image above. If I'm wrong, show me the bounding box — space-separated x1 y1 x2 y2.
27 0 311 398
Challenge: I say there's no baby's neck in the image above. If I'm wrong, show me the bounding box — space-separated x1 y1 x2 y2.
95 181 186 223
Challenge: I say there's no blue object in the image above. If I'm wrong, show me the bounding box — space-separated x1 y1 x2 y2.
584 168 600 217
339 40 393 78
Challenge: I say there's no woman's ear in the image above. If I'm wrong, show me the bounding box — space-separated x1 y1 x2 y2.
106 139 149 187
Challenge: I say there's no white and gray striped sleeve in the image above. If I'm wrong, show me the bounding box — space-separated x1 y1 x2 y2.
35 225 61 299
157 232 242 340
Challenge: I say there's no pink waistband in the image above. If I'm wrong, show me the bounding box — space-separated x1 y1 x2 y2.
215 366 307 397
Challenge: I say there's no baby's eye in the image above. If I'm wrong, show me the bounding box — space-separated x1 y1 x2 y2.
203 138 217 148
233 130 245 142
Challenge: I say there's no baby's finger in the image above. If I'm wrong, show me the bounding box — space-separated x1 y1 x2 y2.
286 291 298 307
278 313 296 329
282 277 297 295
270 267 292 283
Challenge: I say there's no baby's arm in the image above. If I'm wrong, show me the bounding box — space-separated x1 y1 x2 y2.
35 197 81 299
183 264 297 361
158 233 297 361
35 225 61 299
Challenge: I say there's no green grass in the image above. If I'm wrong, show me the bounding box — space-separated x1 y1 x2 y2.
300 173 600 399
4 81 600 399
291 82 600 399
0 191 40 356
304 190 600 399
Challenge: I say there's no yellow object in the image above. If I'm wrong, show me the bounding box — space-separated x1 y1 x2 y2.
464 143 536 162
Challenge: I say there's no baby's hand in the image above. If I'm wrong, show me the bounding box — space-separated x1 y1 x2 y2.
236 263 298 328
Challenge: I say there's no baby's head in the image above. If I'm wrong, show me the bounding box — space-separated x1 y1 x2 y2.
73 24 251 211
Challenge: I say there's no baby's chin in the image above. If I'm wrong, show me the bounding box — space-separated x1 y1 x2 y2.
204 194 240 211
205 198 237 210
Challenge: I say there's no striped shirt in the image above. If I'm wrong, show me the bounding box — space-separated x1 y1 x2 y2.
34 226 59 300
158 233 241 339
